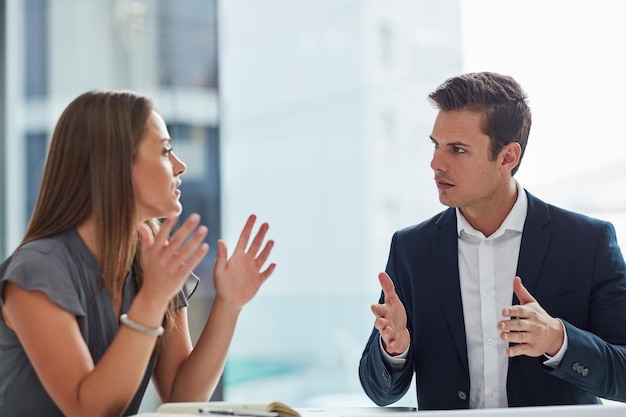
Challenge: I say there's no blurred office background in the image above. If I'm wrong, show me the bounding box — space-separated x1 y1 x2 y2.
1 0 625 412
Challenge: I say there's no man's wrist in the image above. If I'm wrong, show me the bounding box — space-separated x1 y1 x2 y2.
379 335 409 370
543 319 568 368
546 318 565 357
380 329 410 355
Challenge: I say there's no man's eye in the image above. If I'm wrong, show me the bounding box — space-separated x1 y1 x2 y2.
453 147 465 153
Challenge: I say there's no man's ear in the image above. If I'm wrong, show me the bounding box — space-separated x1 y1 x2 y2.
500 142 522 173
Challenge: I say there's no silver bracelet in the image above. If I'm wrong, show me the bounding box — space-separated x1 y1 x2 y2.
120 313 164 336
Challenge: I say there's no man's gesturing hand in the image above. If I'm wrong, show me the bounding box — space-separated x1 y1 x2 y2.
498 276 564 358
371 272 410 355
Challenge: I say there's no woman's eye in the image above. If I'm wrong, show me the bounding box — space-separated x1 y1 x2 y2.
163 147 173 156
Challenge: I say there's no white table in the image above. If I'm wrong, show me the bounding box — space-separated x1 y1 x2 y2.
131 403 626 417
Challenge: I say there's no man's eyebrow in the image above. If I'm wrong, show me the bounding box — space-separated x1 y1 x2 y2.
447 141 470 148
429 136 471 147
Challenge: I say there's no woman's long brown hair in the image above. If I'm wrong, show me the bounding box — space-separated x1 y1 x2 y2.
22 90 176 332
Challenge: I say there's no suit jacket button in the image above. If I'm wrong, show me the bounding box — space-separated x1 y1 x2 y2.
572 362 580 372
458 391 467 401
582 368 589 377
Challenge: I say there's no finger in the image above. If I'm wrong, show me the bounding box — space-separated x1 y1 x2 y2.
503 305 531 319
513 276 536 305
214 240 228 272
371 303 386 317
259 262 276 281
167 213 202 252
255 240 274 268
179 242 209 275
375 317 390 332
235 214 257 252
387 334 407 353
381 323 396 338
247 222 269 256
175 225 208 264
501 328 528 343
501 316 531 332
138 222 155 250
382 326 408 352
153 215 178 248
506 344 534 358
378 272 397 299
498 318 522 332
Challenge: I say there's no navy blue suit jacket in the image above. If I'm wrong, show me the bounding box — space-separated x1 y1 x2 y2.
359 191 626 409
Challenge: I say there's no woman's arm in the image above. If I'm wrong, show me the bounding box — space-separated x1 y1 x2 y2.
152 214 275 402
152 300 240 402
2 283 166 417
1 214 210 417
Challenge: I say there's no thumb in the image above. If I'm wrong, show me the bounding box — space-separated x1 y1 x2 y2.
513 276 536 305
214 240 228 272
137 222 155 251
378 272 397 300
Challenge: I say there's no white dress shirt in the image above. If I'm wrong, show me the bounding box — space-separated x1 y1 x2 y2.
456 186 526 408
380 183 567 408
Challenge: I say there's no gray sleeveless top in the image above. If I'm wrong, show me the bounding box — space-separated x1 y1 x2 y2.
0 228 198 416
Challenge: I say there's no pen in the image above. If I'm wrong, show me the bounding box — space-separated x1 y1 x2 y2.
198 408 279 417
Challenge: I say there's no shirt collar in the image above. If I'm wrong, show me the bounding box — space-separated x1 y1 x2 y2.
456 180 527 239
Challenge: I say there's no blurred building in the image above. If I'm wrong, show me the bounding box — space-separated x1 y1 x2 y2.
3 0 220 262
2 0 222 410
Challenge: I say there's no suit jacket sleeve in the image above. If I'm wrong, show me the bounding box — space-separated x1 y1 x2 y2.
541 221 626 401
358 327 414 405
359 232 414 406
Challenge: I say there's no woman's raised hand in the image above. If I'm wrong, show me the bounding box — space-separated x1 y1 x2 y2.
138 213 209 306
213 214 276 309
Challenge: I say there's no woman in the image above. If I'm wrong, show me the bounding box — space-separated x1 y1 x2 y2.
0 90 276 417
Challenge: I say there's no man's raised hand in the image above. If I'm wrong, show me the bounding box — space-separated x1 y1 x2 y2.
371 272 410 355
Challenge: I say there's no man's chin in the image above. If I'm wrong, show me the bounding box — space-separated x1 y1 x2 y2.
438 196 457 208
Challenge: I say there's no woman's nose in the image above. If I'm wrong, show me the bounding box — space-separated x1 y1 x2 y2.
172 153 187 176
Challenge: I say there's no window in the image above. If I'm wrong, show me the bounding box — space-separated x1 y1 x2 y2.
25 132 47 216
158 0 218 88
24 0 48 97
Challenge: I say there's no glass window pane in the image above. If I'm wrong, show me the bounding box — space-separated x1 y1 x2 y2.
24 0 48 97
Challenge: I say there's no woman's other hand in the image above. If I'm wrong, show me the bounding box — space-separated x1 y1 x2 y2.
213 214 276 309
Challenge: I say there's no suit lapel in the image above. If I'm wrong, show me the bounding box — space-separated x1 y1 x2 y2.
514 191 552 304
432 208 469 372
429 193 551 372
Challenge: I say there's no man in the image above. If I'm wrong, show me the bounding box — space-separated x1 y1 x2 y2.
359 72 626 410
